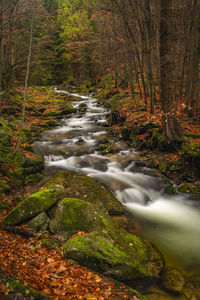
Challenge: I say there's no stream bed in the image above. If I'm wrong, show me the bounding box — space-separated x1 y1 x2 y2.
34 88 200 299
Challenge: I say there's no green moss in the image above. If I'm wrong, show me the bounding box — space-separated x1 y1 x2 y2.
49 198 117 239
178 183 190 193
0 275 50 300
41 238 58 250
182 142 200 157
159 163 167 173
3 186 64 225
183 132 200 138
46 171 123 215
101 145 114 154
43 109 60 116
149 128 165 150
0 179 11 193
63 230 163 281
163 185 176 195
25 173 43 184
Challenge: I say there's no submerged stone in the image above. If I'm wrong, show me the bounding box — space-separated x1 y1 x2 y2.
3 186 64 225
49 198 117 239
63 230 163 283
46 171 123 215
161 266 185 294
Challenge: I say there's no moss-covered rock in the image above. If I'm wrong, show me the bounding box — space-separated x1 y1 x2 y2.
43 104 76 117
161 266 185 294
163 184 176 195
22 154 44 175
63 230 163 283
25 172 44 184
27 212 49 232
46 171 123 215
177 183 190 193
148 128 165 151
49 198 117 239
41 238 58 250
181 142 200 179
3 186 64 225
0 123 11 162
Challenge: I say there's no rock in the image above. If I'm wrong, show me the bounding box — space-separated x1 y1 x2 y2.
139 122 159 134
63 230 163 283
25 173 44 184
161 266 185 294
163 184 176 195
28 212 49 232
49 198 117 239
177 183 190 193
41 238 58 250
0 119 11 162
46 171 123 215
22 154 44 175
109 110 126 126
59 103 77 115
3 186 65 225
78 103 87 113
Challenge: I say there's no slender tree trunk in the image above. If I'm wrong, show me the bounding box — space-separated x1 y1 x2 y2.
14 0 37 153
160 0 179 143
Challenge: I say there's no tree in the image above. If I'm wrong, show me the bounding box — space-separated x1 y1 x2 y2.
160 0 180 144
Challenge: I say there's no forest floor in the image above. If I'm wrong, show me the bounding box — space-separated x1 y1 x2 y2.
0 86 142 300
0 84 200 299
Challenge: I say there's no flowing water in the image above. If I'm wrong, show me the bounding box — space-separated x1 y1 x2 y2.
34 88 200 297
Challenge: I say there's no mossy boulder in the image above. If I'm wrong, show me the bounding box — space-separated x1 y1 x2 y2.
25 173 44 184
161 266 185 294
0 120 11 162
78 103 87 113
148 128 165 151
63 230 163 283
46 171 123 215
49 198 118 239
27 212 49 232
3 186 65 225
41 238 58 250
177 183 190 193
44 104 76 117
22 154 44 175
181 143 200 179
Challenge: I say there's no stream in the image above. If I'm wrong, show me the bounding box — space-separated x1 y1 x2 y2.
34 88 200 298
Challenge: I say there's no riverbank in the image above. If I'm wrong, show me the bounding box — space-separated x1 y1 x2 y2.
0 86 147 299
1 85 200 300
86 82 200 200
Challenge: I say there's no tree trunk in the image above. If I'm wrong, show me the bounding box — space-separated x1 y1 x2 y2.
160 0 179 143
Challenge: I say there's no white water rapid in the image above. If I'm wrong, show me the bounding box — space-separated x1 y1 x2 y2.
34 88 200 269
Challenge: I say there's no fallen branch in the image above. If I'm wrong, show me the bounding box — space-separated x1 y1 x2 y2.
3 225 39 238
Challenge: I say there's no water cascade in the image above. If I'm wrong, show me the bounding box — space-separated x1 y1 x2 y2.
34 88 200 270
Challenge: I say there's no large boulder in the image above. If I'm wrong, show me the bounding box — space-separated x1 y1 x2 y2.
63 230 163 283
3 186 64 225
27 212 49 232
46 171 123 215
49 198 118 239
